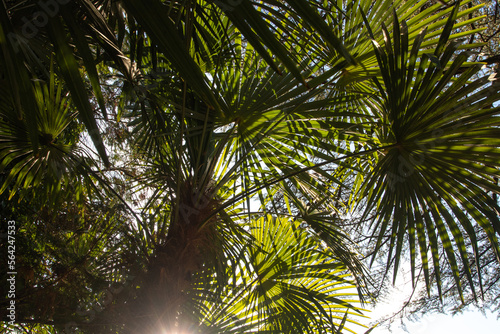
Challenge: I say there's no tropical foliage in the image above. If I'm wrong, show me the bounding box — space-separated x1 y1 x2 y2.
0 0 499 333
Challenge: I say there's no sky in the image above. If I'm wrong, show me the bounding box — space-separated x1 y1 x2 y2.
372 310 500 334
360 266 500 334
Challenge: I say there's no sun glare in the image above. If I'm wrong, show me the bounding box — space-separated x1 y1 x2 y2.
162 330 190 334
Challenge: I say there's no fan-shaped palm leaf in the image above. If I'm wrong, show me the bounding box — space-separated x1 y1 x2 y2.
187 215 367 334
358 4 500 299
0 71 80 199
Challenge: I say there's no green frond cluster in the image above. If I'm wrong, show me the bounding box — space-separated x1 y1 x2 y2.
1 0 499 333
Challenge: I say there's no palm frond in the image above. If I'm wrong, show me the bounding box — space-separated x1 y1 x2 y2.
358 4 500 299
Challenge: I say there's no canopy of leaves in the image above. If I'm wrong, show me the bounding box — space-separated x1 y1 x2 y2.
0 0 499 333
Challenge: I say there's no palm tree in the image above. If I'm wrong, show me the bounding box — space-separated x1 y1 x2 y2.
1 0 499 333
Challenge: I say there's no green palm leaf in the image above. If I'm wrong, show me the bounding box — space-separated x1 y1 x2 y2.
358 4 500 299
193 215 367 334
0 71 80 199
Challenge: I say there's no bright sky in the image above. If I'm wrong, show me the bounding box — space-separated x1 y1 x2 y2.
372 310 500 334
362 265 500 334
